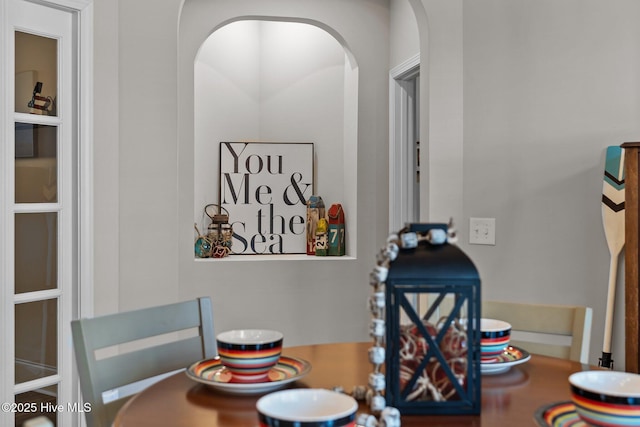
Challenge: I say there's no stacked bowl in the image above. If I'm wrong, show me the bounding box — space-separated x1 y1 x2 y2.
216 329 283 383
569 370 640 426
257 389 358 427
480 318 511 360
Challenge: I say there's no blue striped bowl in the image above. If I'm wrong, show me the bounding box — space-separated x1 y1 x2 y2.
481 318 511 360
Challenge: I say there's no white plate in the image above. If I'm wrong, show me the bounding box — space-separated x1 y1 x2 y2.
481 345 531 375
186 355 311 395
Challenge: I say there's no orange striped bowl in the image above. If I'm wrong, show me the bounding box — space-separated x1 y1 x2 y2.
217 329 283 383
569 370 640 427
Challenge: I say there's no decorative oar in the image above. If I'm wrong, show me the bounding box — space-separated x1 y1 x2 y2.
600 145 626 369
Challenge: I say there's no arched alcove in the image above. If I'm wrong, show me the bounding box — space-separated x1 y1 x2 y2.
193 19 359 257
176 0 389 345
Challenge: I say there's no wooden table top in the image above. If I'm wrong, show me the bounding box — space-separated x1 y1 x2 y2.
114 341 592 427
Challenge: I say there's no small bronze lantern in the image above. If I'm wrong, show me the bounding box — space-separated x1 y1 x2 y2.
204 204 233 258
384 223 481 415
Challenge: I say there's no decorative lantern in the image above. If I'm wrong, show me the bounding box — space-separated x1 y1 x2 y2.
204 204 233 258
384 223 481 415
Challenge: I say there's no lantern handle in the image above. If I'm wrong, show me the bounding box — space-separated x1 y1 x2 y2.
204 204 230 223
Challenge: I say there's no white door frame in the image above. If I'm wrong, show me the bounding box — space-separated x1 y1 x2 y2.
0 0 93 425
389 53 420 232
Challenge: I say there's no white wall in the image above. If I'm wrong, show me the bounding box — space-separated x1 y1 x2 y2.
390 0 419 68
179 1 389 346
91 0 390 347
258 21 348 216
93 0 640 366
389 0 637 367
93 0 119 316
194 21 261 218
459 0 640 368
414 0 464 225
405 0 639 368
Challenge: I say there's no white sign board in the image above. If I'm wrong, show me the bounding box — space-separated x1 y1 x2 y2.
219 142 314 254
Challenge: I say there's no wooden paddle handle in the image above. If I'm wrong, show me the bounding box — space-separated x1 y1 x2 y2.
603 253 620 353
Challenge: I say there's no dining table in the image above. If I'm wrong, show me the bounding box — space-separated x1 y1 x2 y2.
113 341 595 427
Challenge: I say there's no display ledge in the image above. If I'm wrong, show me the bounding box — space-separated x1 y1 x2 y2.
194 255 356 262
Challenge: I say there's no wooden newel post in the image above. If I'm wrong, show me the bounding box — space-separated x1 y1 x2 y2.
622 142 640 373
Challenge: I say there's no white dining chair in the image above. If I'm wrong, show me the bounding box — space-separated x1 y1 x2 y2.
71 296 216 427
482 300 593 364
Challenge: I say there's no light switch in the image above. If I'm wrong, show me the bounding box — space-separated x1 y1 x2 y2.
469 217 496 245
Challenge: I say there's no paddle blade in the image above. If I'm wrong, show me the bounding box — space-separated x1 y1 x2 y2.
602 146 625 256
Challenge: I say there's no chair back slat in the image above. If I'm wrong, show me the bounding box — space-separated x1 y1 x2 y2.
482 300 593 364
509 339 570 360
95 336 206 391
79 299 205 348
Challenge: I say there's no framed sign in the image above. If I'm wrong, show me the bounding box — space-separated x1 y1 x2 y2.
219 142 314 254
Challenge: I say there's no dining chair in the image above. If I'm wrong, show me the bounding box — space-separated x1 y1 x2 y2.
482 300 593 364
71 296 216 427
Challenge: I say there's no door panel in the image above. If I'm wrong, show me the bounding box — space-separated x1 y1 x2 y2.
14 31 57 117
15 384 57 426
4 1 76 426
14 212 58 294
15 123 58 204
15 299 58 383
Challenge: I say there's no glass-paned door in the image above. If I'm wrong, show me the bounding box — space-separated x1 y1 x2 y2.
3 1 77 426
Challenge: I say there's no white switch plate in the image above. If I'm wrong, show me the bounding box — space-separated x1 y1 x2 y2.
469 217 496 245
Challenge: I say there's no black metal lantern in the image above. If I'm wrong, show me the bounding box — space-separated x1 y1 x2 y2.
384 224 481 415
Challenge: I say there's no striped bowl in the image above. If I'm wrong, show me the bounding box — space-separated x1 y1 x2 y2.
257 389 358 427
569 370 640 427
481 318 511 360
216 329 283 383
